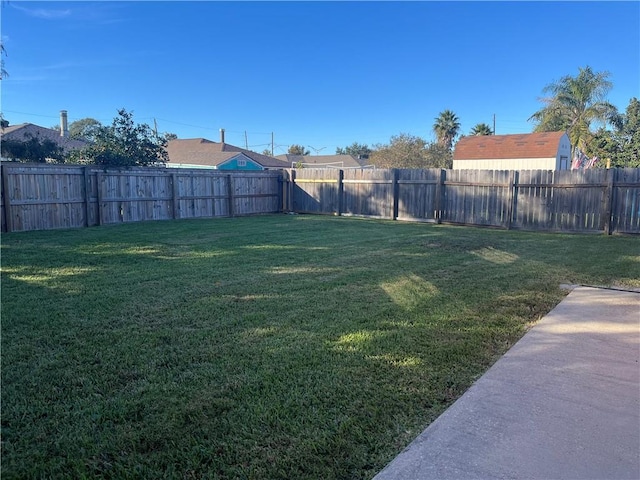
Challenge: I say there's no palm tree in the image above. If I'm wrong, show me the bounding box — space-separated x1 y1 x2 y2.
470 123 493 136
528 66 621 153
433 110 461 151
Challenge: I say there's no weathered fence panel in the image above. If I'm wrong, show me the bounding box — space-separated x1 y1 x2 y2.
3 163 638 235
174 172 230 219
515 170 550 230
291 169 341 215
1 164 7 233
610 168 640 234
1 163 284 232
287 167 640 235
441 170 513 228
396 169 441 222
1 165 90 231
98 170 174 225
231 173 283 216
342 168 395 218
514 169 610 232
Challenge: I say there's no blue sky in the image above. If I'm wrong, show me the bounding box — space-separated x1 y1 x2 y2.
2 1 639 156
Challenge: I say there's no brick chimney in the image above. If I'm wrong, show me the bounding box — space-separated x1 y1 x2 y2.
60 110 69 137
219 128 225 144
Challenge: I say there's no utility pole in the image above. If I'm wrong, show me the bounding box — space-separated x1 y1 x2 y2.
271 132 274 156
244 131 248 150
493 114 496 135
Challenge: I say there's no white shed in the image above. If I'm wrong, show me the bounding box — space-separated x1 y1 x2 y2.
453 131 571 170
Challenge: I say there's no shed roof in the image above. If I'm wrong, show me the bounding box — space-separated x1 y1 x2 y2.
453 131 567 160
166 138 289 168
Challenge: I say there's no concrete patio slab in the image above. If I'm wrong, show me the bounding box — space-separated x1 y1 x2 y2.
374 286 640 480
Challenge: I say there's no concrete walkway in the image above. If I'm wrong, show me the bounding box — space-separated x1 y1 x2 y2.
374 286 640 480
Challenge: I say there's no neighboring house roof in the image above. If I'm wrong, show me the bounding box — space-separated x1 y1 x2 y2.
276 154 368 168
453 131 568 160
1 123 88 153
166 138 290 169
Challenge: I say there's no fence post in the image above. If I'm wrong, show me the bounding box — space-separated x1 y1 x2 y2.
603 169 615 235
210 173 217 218
506 170 518 230
392 169 399 220
288 169 296 213
2 164 13 233
278 170 285 213
83 166 91 227
227 174 235 217
336 169 344 216
283 170 290 213
434 169 444 224
171 172 179 219
96 172 103 226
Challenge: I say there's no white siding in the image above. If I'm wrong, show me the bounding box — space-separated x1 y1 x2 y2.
556 134 572 170
453 157 557 170
166 163 217 169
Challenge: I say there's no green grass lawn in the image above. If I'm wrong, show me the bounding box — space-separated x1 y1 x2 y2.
2 215 638 479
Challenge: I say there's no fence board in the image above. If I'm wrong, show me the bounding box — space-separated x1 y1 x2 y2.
1 164 10 232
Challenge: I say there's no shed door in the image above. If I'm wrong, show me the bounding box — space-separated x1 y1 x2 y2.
560 156 569 170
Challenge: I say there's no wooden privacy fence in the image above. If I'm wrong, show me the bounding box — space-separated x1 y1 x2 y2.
1 163 284 232
3 163 639 235
287 168 640 234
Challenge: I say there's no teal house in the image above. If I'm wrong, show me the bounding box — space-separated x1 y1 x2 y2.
166 137 289 171
216 153 262 170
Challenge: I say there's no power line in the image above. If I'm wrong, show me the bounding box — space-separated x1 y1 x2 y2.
2 110 279 138
148 117 213 131
2 109 59 119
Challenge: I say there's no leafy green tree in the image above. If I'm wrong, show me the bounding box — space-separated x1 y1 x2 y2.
423 142 453 168
433 110 461 151
335 142 372 159
51 118 102 141
1 133 64 163
592 97 640 167
616 97 640 167
529 66 621 152
369 133 452 169
164 132 178 141
591 128 619 166
370 134 427 168
69 118 102 140
68 109 167 167
261 148 272 156
288 144 310 155
470 123 493 136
